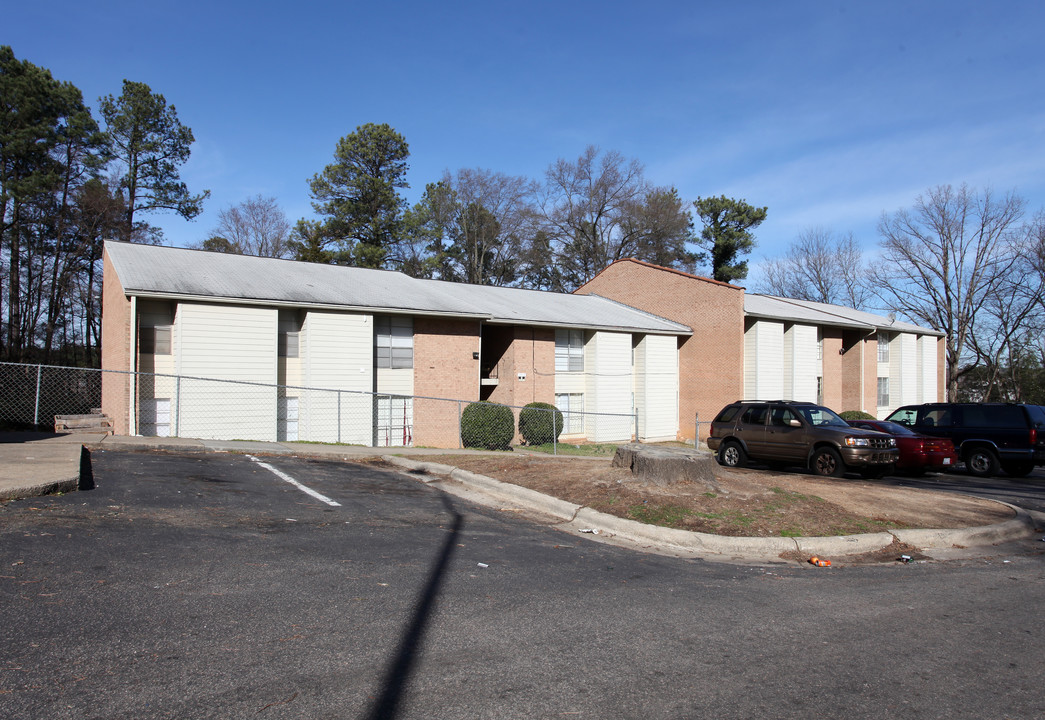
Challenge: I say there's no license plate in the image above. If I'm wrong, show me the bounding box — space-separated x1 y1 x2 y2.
943 458 951 465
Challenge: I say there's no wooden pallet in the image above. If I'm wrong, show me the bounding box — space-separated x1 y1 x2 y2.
54 414 113 434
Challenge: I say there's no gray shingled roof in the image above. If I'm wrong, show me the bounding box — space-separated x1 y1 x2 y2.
745 293 943 336
106 241 691 335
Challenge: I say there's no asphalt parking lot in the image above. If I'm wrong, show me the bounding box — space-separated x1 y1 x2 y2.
3 448 1045 719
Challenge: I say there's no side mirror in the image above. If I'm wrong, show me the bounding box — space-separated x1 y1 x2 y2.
789 419 802 427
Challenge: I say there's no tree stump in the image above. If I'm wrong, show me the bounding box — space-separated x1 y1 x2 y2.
612 443 720 490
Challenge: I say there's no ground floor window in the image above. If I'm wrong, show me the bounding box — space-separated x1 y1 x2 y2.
555 392 584 435
376 396 413 447
278 396 299 442
141 398 171 437
877 377 890 407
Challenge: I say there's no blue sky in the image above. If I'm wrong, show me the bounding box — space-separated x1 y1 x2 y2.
9 1 1045 284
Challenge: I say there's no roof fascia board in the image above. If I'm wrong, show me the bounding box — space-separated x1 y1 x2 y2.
481 319 692 335
126 290 490 320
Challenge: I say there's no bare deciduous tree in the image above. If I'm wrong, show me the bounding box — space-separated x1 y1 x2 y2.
869 184 1026 399
537 146 694 291
202 195 292 258
759 227 870 307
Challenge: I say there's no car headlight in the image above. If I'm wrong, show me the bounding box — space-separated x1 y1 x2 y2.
845 436 870 447
887 438 896 447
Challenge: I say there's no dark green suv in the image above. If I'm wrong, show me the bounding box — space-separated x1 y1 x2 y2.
707 400 899 478
885 403 1045 477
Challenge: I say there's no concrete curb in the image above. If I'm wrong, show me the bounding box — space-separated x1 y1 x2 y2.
892 510 1037 549
0 444 86 501
383 455 1040 561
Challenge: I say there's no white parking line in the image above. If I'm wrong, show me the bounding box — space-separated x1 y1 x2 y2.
245 455 342 507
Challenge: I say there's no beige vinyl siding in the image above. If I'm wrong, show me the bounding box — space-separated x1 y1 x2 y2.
744 320 784 400
918 335 938 403
585 331 632 442
890 333 920 411
176 303 278 441
375 368 414 447
783 323 819 402
634 334 678 442
302 311 373 444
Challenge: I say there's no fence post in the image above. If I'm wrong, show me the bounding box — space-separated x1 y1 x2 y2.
552 406 557 456
175 375 182 437
458 401 462 449
634 409 639 443
337 391 342 445
33 365 42 427
694 411 699 449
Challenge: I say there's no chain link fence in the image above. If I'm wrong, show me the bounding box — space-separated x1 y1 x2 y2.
0 361 638 455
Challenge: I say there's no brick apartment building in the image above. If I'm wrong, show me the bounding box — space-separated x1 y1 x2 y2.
101 244 944 447
100 242 690 447
578 259 946 439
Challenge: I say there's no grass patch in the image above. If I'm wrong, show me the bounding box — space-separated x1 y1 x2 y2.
522 442 619 457
628 503 693 527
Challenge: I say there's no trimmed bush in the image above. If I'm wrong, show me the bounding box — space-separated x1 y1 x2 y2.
838 410 875 420
460 402 515 450
518 402 564 445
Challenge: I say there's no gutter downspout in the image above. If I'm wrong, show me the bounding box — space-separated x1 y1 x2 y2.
128 295 137 435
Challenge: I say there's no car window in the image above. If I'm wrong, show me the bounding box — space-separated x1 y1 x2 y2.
1027 405 1045 426
771 407 799 427
799 406 849 427
967 405 1026 427
877 421 916 436
886 407 918 426
740 405 768 426
714 405 741 424
919 407 955 427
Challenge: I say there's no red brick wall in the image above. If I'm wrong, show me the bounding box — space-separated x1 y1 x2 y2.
100 247 132 434
485 326 555 408
412 316 480 448
821 329 843 410
577 259 745 442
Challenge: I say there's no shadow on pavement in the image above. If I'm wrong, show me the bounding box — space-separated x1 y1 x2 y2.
362 490 464 720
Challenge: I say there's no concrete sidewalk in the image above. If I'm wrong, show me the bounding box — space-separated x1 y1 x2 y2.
2 432 1041 563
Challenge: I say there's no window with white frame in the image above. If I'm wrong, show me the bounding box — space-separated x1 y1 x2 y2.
375 316 413 369
555 392 584 435
278 331 300 358
140 326 172 355
817 329 823 361
278 309 303 358
877 331 891 363
877 377 890 407
555 329 584 372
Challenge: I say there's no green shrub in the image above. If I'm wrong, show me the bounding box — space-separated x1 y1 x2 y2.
460 402 515 450
838 410 875 420
518 402 564 445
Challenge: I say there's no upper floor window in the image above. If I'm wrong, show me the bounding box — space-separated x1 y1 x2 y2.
140 326 172 355
278 309 303 358
877 331 891 363
376 316 413 369
278 332 300 358
555 329 585 372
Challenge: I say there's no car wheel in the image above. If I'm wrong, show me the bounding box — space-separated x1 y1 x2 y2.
811 447 845 478
718 441 747 468
965 448 1000 477
1001 461 1034 478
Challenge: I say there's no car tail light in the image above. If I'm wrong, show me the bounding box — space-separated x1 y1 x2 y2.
1031 427 1038 445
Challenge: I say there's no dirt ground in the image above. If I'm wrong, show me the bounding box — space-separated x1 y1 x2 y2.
406 453 1014 538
